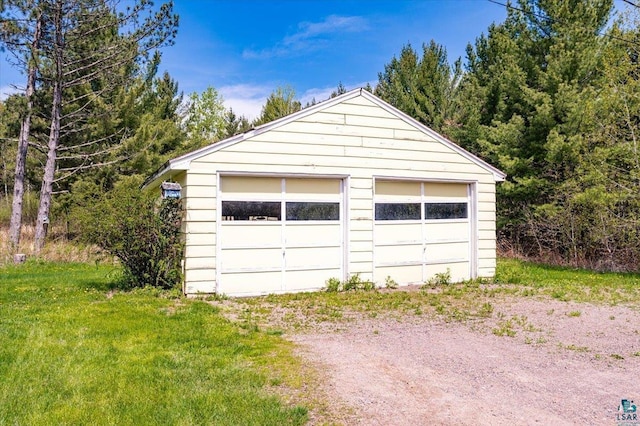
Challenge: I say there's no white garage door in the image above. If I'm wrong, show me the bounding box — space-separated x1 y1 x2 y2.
218 176 344 296
374 180 472 284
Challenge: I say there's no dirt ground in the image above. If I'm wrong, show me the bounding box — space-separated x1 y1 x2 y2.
282 297 640 425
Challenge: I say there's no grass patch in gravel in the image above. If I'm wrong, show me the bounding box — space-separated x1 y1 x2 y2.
224 258 640 332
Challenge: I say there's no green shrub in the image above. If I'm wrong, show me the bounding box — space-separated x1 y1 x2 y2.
325 277 342 292
78 180 184 289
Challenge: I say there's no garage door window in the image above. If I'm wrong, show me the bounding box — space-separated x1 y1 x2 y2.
286 202 340 221
221 201 281 221
375 203 421 220
425 202 468 220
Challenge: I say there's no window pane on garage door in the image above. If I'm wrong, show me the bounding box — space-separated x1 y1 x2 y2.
375 203 421 220
221 201 281 221
286 202 339 220
425 202 468 220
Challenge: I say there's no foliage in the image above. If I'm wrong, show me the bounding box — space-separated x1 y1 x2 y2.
375 41 462 135
117 60 187 178
78 179 184 289
425 268 452 286
0 261 308 425
384 275 398 289
1 0 180 253
325 277 342 292
253 86 302 126
183 86 227 149
330 81 347 98
223 108 251 139
449 0 640 271
325 274 376 292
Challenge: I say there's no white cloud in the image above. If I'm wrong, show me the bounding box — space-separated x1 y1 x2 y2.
0 85 22 101
215 80 378 122
284 15 368 45
300 86 334 106
218 83 272 121
243 15 368 59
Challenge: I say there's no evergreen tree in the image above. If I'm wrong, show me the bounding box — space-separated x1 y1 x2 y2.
330 82 347 98
375 41 462 134
222 108 251 139
1 1 43 251
460 0 616 265
26 0 178 252
117 62 186 178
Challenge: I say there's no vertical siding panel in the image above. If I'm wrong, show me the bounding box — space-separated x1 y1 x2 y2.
348 177 374 279
182 170 217 293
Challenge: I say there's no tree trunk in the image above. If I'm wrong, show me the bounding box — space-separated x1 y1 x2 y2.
34 3 63 254
34 80 61 253
9 14 42 254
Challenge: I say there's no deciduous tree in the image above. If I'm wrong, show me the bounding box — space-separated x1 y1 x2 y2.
254 86 301 126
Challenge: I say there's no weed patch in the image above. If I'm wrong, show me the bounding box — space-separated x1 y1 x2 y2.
325 274 376 293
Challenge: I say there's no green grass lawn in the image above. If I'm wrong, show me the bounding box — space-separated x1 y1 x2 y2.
0 261 307 426
495 257 640 304
2 258 639 425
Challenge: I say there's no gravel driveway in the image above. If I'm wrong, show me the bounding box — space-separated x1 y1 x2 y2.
286 298 640 425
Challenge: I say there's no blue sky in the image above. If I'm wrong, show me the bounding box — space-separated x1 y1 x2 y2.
161 0 509 119
2 0 627 121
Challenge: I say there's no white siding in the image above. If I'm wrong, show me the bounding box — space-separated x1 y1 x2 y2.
177 94 500 294
180 170 216 294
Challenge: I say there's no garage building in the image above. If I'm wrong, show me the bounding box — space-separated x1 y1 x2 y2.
144 88 505 296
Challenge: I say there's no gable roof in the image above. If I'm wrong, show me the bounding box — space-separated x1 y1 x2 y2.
143 88 506 189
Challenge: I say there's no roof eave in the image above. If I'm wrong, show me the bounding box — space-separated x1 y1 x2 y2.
141 159 189 190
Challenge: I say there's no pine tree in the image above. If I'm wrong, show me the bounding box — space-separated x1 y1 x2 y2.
25 0 178 252
375 41 462 134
